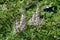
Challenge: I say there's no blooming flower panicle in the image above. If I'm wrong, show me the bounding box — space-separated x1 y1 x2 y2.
35 6 40 25
28 14 35 25
20 14 26 31
14 19 20 33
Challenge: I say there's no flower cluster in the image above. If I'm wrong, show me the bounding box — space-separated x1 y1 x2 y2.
14 6 45 33
14 14 26 33
20 14 26 31
28 6 40 25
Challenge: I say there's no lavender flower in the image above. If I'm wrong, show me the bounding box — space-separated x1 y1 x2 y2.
28 14 35 25
14 20 20 33
35 17 40 25
28 6 40 25
36 6 40 16
35 6 40 25
14 14 26 32
20 24 25 31
20 14 26 31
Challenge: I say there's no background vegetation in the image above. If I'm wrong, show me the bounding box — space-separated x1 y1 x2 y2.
0 0 60 40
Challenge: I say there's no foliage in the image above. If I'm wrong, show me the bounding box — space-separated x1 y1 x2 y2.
0 0 60 40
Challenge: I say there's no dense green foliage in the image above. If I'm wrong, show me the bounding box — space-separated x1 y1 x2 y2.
0 0 60 40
